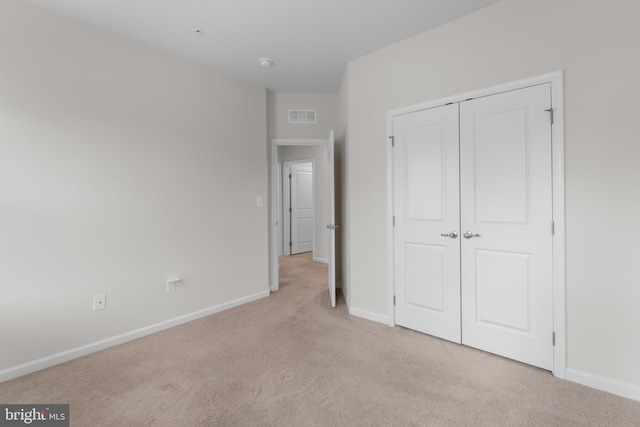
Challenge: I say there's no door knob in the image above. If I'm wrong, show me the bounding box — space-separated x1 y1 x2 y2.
463 231 481 239
440 231 458 239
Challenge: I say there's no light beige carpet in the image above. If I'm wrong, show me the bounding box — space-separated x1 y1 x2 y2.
1 252 640 426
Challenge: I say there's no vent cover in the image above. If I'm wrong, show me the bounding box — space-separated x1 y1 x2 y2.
288 109 316 124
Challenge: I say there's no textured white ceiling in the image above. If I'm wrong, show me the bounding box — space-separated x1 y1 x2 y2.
22 0 501 92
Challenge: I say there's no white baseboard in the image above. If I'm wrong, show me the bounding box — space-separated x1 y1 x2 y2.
313 256 328 264
567 368 640 402
0 290 270 383
348 306 389 325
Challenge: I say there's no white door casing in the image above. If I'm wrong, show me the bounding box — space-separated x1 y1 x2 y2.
388 72 565 375
393 104 461 342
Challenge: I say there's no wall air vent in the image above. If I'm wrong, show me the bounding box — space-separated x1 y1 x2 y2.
288 109 316 124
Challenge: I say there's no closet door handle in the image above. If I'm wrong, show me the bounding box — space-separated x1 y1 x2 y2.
463 231 481 239
440 231 458 239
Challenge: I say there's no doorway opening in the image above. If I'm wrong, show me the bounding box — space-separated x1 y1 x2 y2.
270 133 337 307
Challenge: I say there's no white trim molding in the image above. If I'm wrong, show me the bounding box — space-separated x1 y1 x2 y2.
348 306 390 325
0 290 269 383
567 369 640 402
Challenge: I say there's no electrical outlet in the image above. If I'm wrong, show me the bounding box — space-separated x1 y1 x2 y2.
93 294 106 311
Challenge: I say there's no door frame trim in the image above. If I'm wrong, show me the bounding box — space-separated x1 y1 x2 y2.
386 70 566 379
270 138 327 292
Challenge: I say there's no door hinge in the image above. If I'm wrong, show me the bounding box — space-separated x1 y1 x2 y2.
389 136 395 147
551 220 555 235
552 332 556 346
393 295 396 305
289 174 292 179
289 241 292 247
289 207 292 213
545 108 554 124
393 216 396 226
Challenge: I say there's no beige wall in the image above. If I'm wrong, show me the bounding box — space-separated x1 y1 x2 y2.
0 0 268 372
344 0 640 390
268 93 339 140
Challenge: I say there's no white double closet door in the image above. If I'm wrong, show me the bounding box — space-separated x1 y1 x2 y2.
393 84 553 370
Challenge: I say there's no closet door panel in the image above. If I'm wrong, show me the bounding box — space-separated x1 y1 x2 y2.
393 104 461 343
459 84 553 370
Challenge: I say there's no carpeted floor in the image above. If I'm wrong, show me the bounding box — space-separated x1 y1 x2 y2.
1 252 640 426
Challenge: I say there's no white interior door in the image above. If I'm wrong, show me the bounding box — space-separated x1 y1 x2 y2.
393 104 461 342
327 131 337 307
460 84 553 370
290 162 313 254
